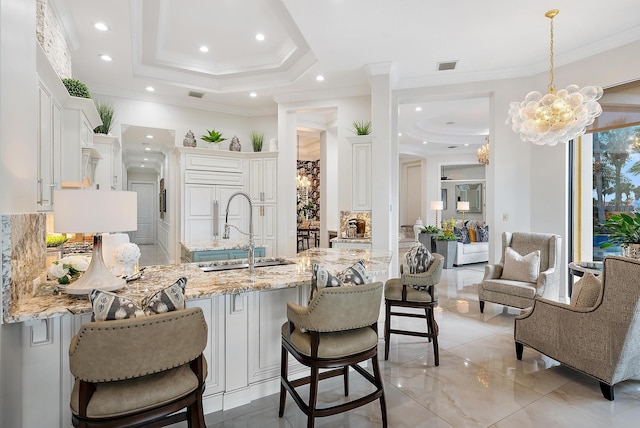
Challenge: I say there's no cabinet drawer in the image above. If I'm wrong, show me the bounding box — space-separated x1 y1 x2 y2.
185 170 243 185
186 153 243 172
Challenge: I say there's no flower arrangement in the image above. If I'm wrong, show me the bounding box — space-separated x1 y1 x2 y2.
421 225 441 233
47 256 90 284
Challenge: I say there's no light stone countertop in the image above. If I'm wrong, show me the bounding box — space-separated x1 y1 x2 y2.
180 239 256 252
5 248 391 323
331 237 372 244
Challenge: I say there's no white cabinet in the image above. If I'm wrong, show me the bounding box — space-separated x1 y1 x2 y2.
249 154 277 256
184 182 244 242
62 99 101 184
36 81 62 211
349 136 372 211
93 134 120 190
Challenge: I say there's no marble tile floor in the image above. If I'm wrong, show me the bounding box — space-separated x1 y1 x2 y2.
170 262 640 428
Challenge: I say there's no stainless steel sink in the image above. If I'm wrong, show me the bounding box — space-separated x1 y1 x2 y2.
199 259 294 272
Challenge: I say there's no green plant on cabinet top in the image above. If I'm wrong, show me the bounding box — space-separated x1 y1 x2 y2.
94 102 115 134
251 130 264 152
62 78 92 99
351 120 372 136
201 129 227 145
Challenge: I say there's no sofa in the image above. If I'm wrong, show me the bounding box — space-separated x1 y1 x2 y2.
452 220 489 266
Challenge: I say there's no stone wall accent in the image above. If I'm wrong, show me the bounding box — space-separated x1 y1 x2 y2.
36 0 72 79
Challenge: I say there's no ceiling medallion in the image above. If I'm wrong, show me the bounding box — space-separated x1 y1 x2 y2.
506 9 603 146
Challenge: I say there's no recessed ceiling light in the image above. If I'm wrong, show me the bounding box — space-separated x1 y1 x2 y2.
199 45 209 53
398 132 402 137
94 22 109 31
140 164 145 168
249 92 257 98
146 86 155 92
464 143 469 146
415 107 422 112
146 135 153 139
423 141 428 144
255 33 265 41
143 158 148 161
99 54 112 62
316 75 325 82
144 147 151 151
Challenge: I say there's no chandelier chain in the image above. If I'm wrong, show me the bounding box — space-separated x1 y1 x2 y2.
548 12 555 94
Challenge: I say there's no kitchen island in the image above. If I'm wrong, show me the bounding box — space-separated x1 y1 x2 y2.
7 248 391 428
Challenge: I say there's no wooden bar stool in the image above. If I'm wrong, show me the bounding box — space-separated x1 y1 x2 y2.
384 253 443 365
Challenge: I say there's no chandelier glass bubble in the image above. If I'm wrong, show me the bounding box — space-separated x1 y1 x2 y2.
506 9 603 146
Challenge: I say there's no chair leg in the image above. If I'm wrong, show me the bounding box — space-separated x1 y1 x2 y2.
307 365 319 428
384 300 391 360
279 344 288 417
371 355 388 428
427 307 439 367
343 366 349 396
425 308 432 343
515 342 523 360
479 301 485 313
600 382 614 401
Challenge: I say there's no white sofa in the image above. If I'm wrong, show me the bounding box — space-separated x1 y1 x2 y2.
452 220 489 266
454 241 489 266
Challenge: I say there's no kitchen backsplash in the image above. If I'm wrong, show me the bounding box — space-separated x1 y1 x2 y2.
339 210 371 238
1 213 46 321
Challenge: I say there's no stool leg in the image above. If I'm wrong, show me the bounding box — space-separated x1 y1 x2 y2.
278 345 288 417
307 365 319 428
372 355 388 428
384 300 391 360
427 307 439 366
425 308 432 343
343 366 349 396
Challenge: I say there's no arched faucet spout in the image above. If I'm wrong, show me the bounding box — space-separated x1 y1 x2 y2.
223 192 255 273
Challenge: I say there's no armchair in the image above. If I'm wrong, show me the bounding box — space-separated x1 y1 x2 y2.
515 256 640 400
478 232 561 312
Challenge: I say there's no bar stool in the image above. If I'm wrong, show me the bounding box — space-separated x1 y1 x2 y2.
384 253 443 365
279 282 387 428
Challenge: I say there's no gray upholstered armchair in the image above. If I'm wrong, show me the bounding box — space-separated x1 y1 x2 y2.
478 232 562 312
515 256 640 400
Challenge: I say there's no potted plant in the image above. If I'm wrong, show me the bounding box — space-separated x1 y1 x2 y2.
419 225 440 252
600 213 640 259
351 120 372 136
251 130 264 152
93 102 115 134
435 231 459 269
62 78 92 99
201 129 227 149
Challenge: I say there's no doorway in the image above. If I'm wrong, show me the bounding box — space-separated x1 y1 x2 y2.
129 181 157 244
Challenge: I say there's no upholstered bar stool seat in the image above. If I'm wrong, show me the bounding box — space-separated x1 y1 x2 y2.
384 253 443 365
281 323 379 359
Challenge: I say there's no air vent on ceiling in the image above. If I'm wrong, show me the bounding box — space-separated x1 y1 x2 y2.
437 61 458 71
188 91 204 98
448 145 457 149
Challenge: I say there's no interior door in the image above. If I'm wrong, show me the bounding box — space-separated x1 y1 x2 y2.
130 181 156 244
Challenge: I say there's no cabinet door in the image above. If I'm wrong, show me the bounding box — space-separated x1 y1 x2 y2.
218 185 245 241
261 204 277 257
37 83 61 211
184 184 217 242
249 157 277 203
352 142 372 211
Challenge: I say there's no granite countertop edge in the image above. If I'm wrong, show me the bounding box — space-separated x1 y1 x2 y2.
5 248 391 324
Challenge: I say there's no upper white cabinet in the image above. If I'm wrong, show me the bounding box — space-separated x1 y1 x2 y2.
93 134 120 190
36 44 102 207
348 136 372 211
249 155 277 204
36 80 62 211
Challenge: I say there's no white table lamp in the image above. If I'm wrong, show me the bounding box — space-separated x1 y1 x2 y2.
430 200 443 228
457 201 470 223
53 189 137 295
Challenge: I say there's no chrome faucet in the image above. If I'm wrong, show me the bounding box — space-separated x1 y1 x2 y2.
223 191 255 273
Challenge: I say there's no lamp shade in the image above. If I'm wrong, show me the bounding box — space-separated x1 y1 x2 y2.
457 201 470 211
430 200 443 210
54 190 137 234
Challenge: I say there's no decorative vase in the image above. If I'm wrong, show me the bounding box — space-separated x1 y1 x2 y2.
229 135 241 151
183 130 196 147
413 217 424 242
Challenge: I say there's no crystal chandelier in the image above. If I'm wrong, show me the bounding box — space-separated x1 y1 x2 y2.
506 9 603 146
477 136 490 165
